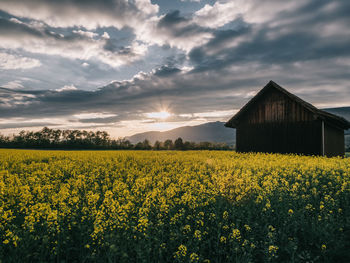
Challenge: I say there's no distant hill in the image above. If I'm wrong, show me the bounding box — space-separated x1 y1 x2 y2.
127 107 350 148
323 107 350 135
127 121 235 145
323 107 350 121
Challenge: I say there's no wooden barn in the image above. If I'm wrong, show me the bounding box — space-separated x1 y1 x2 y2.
225 81 350 157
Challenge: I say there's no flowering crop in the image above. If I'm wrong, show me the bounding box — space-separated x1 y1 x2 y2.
0 149 349 262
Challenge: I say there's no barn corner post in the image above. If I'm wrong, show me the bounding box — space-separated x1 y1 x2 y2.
225 81 350 157
322 120 325 156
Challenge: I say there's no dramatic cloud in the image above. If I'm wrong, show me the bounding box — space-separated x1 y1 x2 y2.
1 58 348 120
193 0 308 27
2 80 25 89
0 0 349 136
0 0 158 29
0 18 147 67
140 10 213 51
55 85 78 92
0 52 41 69
193 0 245 28
0 0 216 53
188 0 350 74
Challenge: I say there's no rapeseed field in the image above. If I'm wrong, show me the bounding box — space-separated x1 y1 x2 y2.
0 149 349 262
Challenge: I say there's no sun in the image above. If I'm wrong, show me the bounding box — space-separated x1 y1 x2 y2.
146 111 171 119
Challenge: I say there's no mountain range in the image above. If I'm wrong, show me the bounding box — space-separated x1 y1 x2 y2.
126 107 350 147
127 121 235 145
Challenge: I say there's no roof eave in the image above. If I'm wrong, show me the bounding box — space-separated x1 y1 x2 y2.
224 121 236 128
226 81 350 130
317 110 350 129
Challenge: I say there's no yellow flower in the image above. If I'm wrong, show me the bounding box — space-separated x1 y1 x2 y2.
190 253 199 262
268 245 279 255
0 149 349 261
230 229 241 241
183 225 191 234
194 230 202 240
242 239 249 247
268 225 276 232
174 244 187 258
305 204 313 210
222 225 229 231
220 236 227 243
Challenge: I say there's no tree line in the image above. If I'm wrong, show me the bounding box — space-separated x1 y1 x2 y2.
0 127 233 150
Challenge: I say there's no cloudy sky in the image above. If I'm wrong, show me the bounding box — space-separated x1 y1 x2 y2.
0 0 349 137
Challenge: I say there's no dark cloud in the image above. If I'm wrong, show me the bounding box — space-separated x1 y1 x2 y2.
0 17 147 67
0 18 43 37
103 38 136 56
279 0 350 25
152 0 216 15
0 122 59 129
0 68 247 120
1 56 349 129
191 30 349 72
77 116 122 124
0 0 156 29
158 10 187 27
0 17 97 43
189 0 350 73
206 25 251 48
157 10 210 38
0 17 84 43
153 66 181 77
103 39 124 52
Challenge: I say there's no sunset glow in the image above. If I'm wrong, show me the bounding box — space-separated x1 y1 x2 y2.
146 111 171 120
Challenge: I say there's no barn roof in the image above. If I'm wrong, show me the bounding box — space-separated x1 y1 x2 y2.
225 81 350 129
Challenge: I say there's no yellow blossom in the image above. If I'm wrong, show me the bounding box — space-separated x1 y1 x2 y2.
190 253 199 262
220 236 227 243
268 245 279 255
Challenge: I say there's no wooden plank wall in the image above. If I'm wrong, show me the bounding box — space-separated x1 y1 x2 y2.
241 89 314 124
324 123 345 156
236 121 322 155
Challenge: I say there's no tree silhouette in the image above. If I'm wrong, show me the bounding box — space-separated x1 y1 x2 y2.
153 141 162 150
0 127 233 150
164 139 173 150
142 139 152 150
174 137 184 150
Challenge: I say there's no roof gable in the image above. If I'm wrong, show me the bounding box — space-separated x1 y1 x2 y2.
225 81 350 129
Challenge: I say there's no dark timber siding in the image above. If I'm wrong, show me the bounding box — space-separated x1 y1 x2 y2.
241 88 315 124
324 123 344 156
236 89 323 155
236 121 322 155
